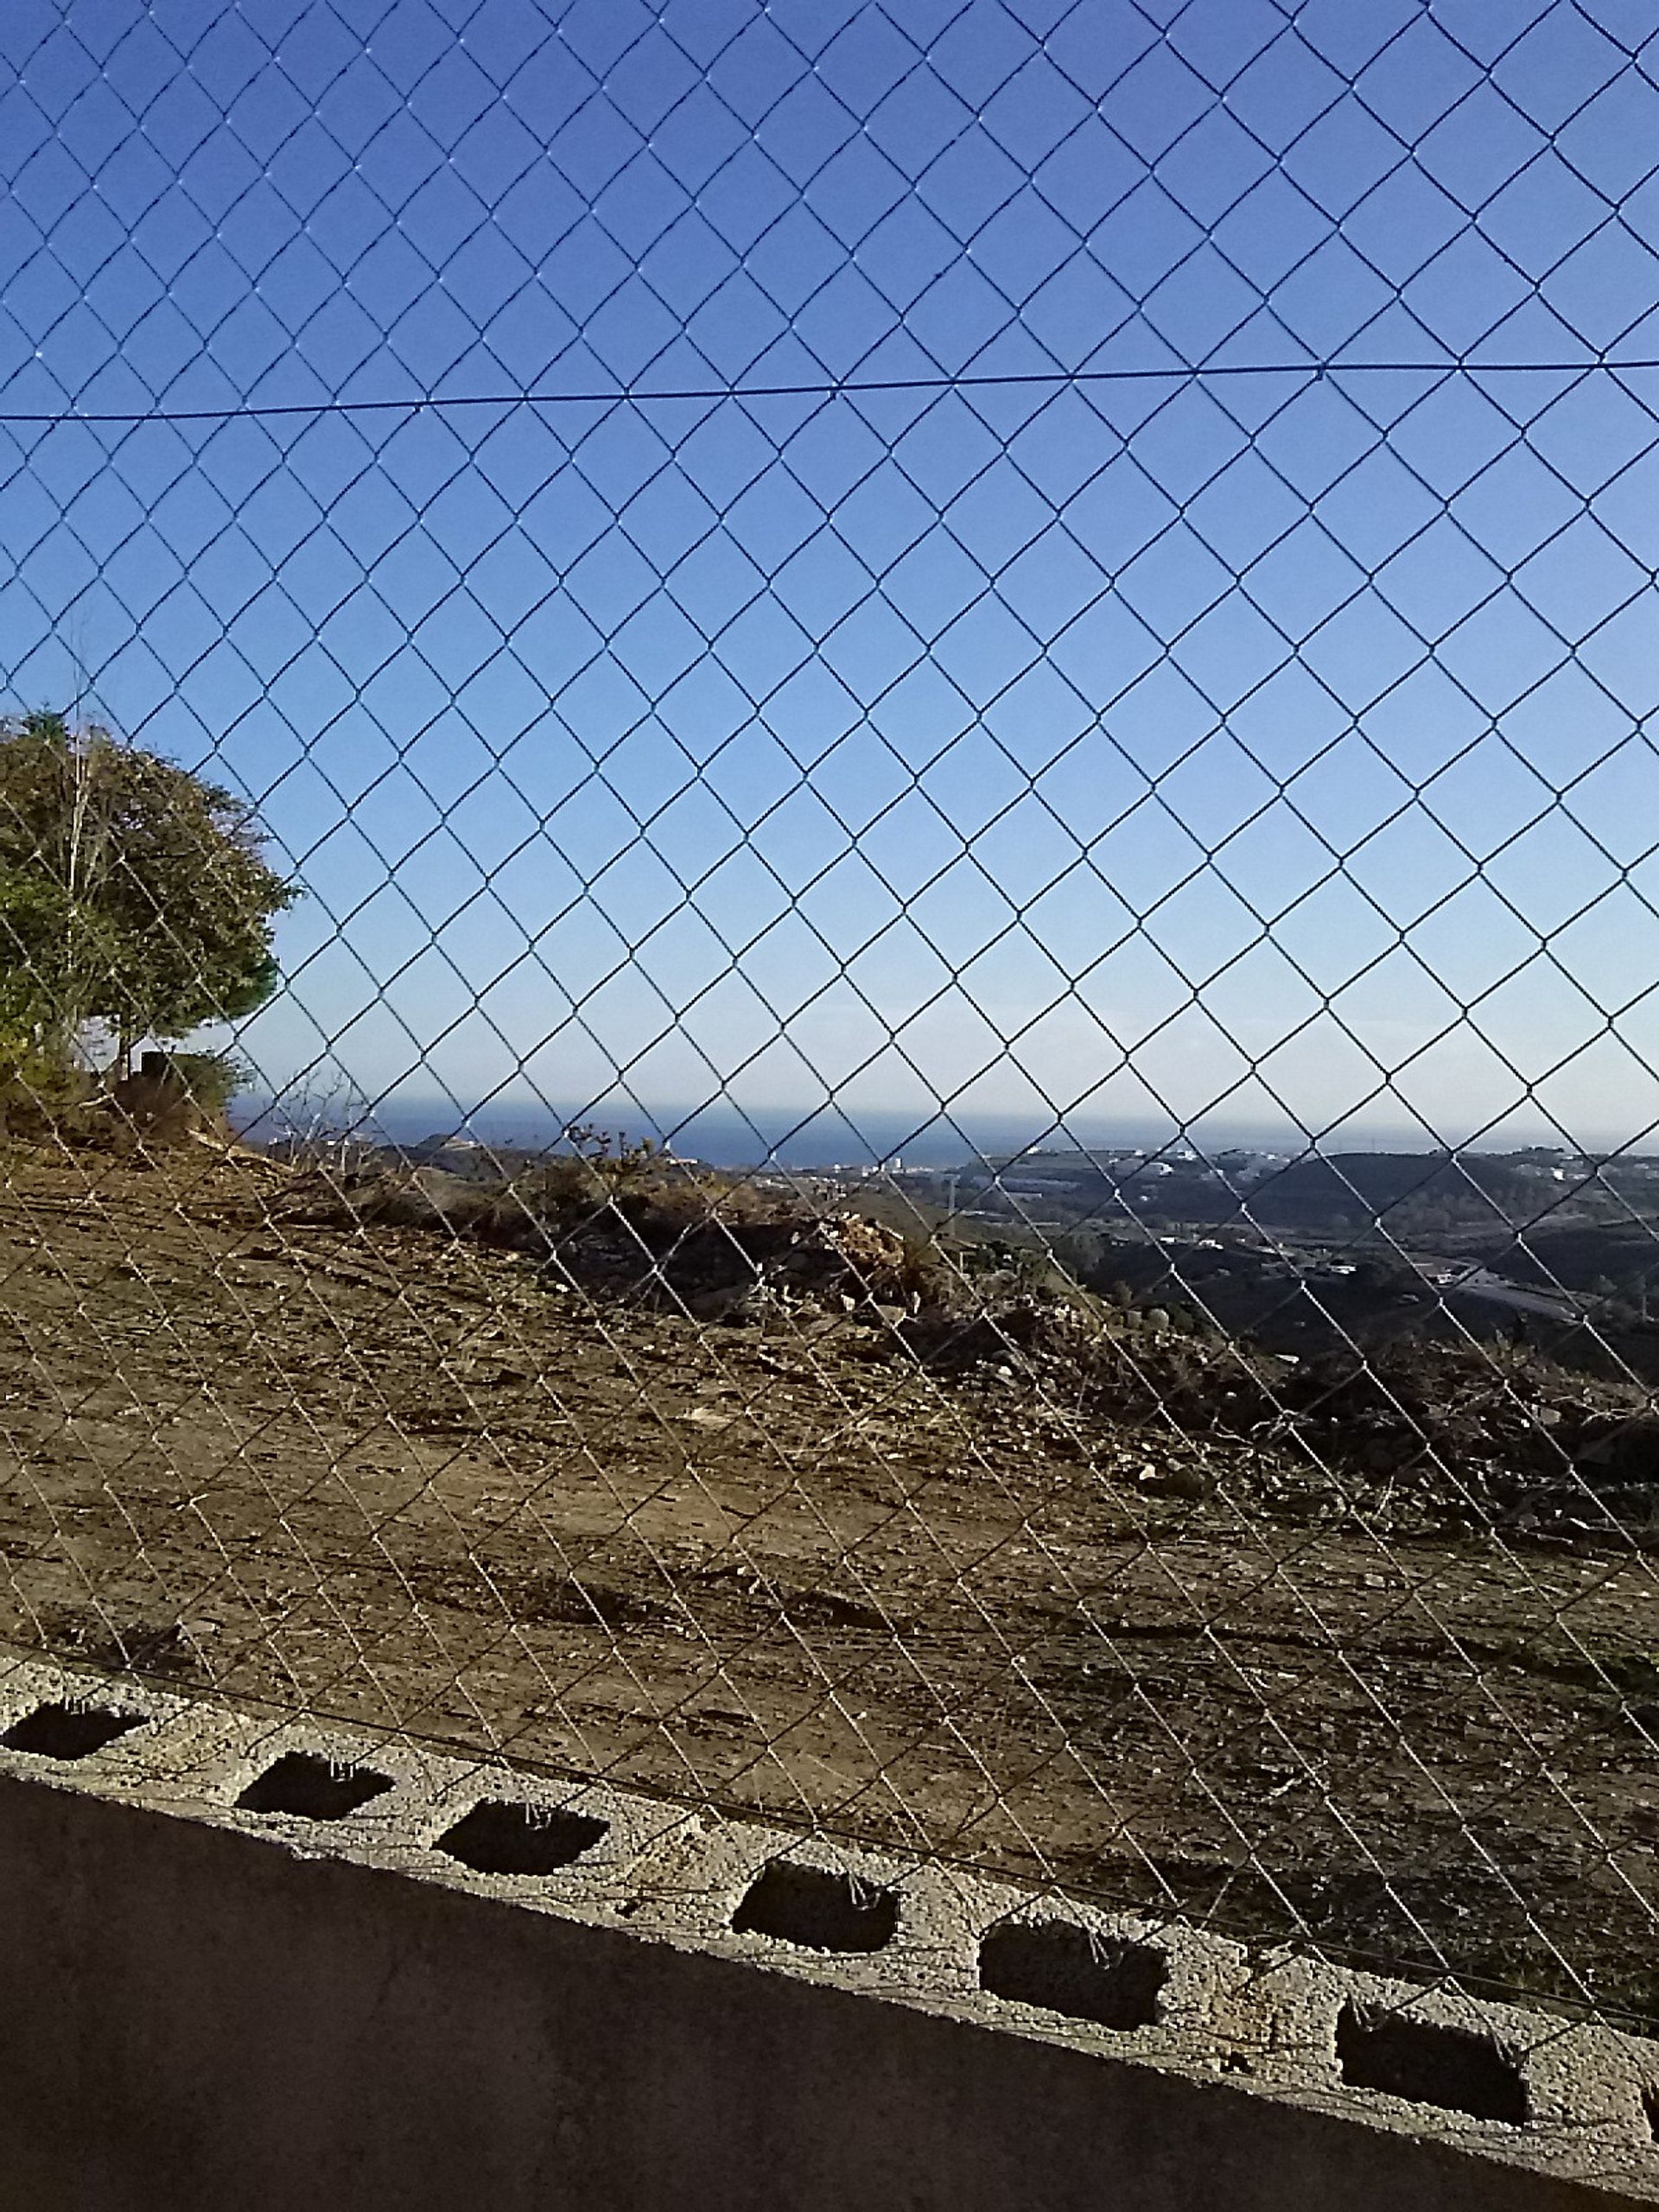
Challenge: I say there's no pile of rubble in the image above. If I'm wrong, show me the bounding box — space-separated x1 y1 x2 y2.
1268 1340 1659 1535
289 1160 1659 1538
289 1161 934 1319
902 1295 1659 1535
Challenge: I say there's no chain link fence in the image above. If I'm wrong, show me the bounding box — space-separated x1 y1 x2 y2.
3 0 1659 2064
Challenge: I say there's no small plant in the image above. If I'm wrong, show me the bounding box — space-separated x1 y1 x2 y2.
510 1154 609 1229
563 1122 664 1183
159 1050 245 1116
262 1065 378 1173
0 1044 100 1141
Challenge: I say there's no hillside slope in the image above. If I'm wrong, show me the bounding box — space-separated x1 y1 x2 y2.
0 1143 1655 2024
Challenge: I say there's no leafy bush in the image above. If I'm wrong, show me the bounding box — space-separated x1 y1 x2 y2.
159 1051 246 1115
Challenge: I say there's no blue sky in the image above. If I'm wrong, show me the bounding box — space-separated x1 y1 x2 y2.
4 0 1659 1154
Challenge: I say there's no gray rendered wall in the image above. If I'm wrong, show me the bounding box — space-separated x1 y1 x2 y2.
0 1657 1651 2211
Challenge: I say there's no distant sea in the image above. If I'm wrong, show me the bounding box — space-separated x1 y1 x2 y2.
236 1091 1515 1171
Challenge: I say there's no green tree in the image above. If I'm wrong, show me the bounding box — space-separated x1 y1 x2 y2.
1052 1229 1106 1285
0 710 295 1078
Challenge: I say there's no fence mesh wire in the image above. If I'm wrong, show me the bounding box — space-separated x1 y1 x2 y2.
3 0 1659 2057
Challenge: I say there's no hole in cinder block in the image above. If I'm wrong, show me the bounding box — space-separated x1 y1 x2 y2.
978 1920 1166 2031
435 1799 608 1876
1 1702 142 1761
1643 2085 1659 2143
1336 2004 1527 2124
731 1860 899 1953
236 1751 394 1821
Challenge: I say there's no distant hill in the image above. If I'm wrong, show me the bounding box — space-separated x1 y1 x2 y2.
1249 1152 1541 1228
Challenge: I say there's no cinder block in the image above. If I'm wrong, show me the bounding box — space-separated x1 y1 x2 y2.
0 1653 1649 2210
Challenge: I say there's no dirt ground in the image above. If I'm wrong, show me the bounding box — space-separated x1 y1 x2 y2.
2 1144 1657 2027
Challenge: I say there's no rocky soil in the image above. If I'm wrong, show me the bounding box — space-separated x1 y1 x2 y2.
2 1141 1657 2026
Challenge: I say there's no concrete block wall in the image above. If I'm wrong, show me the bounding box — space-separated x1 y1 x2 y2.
0 1653 1652 2209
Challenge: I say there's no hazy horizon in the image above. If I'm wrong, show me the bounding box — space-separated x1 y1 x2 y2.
238 1080 1654 1171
